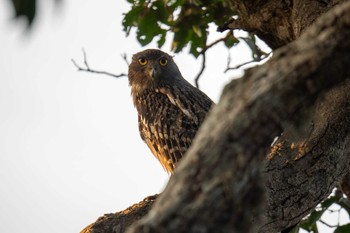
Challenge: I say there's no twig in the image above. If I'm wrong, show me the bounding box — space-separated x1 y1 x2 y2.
224 52 271 73
194 32 233 88
194 53 206 88
121 53 129 67
71 49 127 78
199 31 232 55
217 18 246 32
319 220 338 228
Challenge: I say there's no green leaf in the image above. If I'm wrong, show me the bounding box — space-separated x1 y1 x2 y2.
335 223 350 233
337 197 350 215
10 0 37 26
172 28 190 52
137 9 161 45
288 224 300 233
224 33 239 48
308 210 324 224
157 30 167 48
299 209 323 232
192 25 202 38
321 196 337 209
122 5 144 35
123 0 240 56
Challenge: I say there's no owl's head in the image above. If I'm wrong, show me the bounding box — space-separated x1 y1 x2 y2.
128 49 183 95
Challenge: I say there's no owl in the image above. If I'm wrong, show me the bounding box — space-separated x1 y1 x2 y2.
128 49 214 174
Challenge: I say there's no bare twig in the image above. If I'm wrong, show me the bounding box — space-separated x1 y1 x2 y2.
319 220 338 228
194 53 206 88
224 52 271 73
71 49 127 78
217 18 246 32
199 31 232 55
121 53 129 67
194 32 232 88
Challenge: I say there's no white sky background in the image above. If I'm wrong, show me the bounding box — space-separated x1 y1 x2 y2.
0 1 346 233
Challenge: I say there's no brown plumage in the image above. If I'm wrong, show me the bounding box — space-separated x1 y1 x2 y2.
128 49 213 173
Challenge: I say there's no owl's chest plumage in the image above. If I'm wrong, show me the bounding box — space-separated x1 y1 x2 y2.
135 88 205 173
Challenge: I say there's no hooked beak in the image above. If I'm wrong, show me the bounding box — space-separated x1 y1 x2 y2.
148 65 159 80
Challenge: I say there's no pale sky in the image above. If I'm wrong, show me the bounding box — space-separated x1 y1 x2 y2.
0 1 343 233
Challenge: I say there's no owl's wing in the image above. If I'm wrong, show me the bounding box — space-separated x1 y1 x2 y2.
138 82 213 174
156 84 213 125
139 114 189 173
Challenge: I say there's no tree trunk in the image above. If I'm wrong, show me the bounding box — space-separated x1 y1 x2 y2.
81 1 350 233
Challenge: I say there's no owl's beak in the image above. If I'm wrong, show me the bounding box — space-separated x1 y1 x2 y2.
148 65 159 80
149 68 155 79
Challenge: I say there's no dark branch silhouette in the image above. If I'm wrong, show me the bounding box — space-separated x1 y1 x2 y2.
194 53 206 88
71 49 127 78
224 52 271 73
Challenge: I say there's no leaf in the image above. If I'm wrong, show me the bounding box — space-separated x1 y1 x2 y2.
321 196 337 208
192 25 202 38
337 197 350 215
157 30 167 48
308 210 324 224
288 224 301 233
172 28 190 52
10 0 36 25
122 5 144 35
137 9 161 45
123 0 240 56
335 223 350 233
224 33 239 48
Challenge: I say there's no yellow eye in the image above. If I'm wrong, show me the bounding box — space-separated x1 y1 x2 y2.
138 58 148 66
159 58 168 66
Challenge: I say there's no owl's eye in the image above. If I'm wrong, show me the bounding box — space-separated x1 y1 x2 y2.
159 58 168 66
138 58 148 66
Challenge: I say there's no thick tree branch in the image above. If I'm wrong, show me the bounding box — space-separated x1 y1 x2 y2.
80 195 158 233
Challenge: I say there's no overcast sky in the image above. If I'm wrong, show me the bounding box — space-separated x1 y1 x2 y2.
0 1 344 233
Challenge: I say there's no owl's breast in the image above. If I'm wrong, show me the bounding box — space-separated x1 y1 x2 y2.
134 86 210 173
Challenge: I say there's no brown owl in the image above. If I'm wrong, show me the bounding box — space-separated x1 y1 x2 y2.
128 49 213 174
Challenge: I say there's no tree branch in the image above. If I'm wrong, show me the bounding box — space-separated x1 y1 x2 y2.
80 195 158 233
199 31 232 55
194 53 206 88
224 52 271 72
195 31 232 88
71 49 127 78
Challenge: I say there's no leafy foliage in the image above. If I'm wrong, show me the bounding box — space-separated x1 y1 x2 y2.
9 0 37 25
8 0 61 26
122 0 238 57
289 191 350 233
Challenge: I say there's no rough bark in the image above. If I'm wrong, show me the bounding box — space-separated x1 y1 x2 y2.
80 195 158 233
220 0 346 49
81 1 350 233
